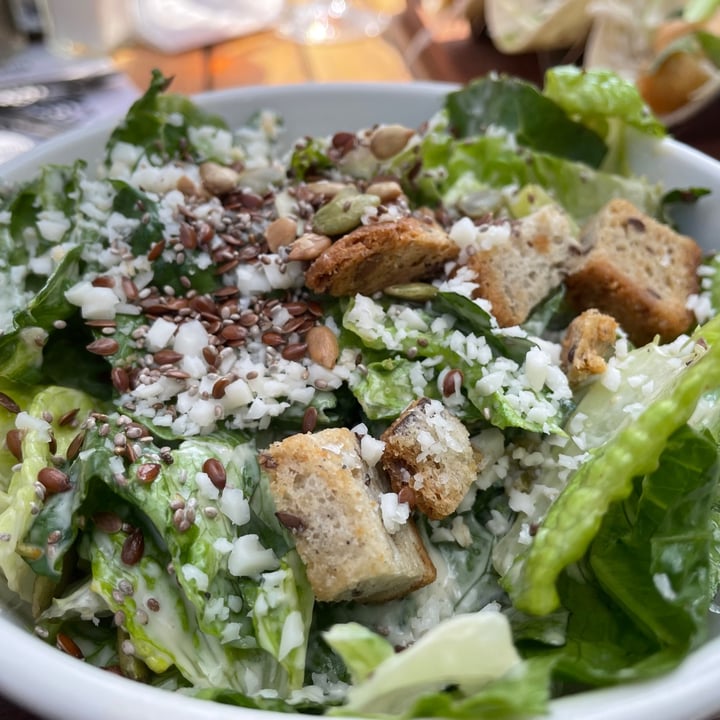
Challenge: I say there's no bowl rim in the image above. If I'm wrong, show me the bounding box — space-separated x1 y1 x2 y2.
2 80 720 720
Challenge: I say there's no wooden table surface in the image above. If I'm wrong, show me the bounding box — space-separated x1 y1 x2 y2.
1 2 720 718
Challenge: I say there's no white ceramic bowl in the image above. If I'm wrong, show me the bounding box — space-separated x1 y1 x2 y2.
2 82 720 720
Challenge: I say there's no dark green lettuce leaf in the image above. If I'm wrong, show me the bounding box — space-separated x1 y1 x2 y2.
446 75 608 168
105 70 228 167
397 131 661 224
590 425 718 647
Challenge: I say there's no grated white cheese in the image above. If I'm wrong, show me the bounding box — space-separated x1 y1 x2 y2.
219 487 250 527
379 493 410 534
227 535 279 578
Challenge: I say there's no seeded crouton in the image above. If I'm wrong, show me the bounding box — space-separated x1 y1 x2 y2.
260 428 436 603
381 398 477 520
304 215 458 296
564 199 701 346
465 204 588 327
561 309 619 386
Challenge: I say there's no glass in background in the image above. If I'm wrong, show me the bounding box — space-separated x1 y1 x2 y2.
35 0 133 57
0 0 26 60
403 0 473 72
129 0 285 54
276 0 402 44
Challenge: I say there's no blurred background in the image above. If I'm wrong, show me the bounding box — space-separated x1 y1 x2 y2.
0 0 719 166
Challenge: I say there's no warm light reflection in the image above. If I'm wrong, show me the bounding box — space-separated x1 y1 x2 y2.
277 0 396 44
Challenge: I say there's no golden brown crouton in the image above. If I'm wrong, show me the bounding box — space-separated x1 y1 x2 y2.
561 309 619 386
260 428 436 603
381 398 477 520
564 199 701 346
304 215 458 296
465 204 587 327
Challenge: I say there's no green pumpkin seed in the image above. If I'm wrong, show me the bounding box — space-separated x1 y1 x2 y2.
312 187 380 236
383 282 438 301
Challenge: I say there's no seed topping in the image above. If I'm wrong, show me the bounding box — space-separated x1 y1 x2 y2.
202 458 227 490
0 392 21 414
37 467 71 494
136 463 161 484
121 528 145 565
86 338 120 356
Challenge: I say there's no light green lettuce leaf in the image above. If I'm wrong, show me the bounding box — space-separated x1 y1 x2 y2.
685 0 720 22
543 66 665 173
343 295 564 433
328 612 522 716
323 622 395 684
0 386 96 600
508 318 720 616
79 424 313 690
90 520 276 691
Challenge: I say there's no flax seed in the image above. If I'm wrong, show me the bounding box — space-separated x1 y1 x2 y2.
164 369 191 380
202 458 226 490
56 633 84 659
239 311 259 327
121 528 144 565
275 511 305 532
262 331 284 347
91 275 115 288
136 463 161 484
179 223 197 249
220 325 247 343
38 467 71 494
121 277 139 300
302 406 318 433
58 408 80 427
442 369 464 397
153 349 183 365
147 239 166 261
5 429 23 461
86 338 120 356
212 376 232 399
93 511 123 534
0 392 21 414
66 431 85 462
282 342 308 361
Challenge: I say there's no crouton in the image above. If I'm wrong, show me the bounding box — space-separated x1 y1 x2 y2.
381 398 476 520
304 215 458 296
564 199 701 346
260 428 436 603
560 309 619 386
465 204 587 327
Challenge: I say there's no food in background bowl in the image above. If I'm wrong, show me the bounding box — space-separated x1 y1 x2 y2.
585 0 720 124
473 0 720 125
2 71 720 720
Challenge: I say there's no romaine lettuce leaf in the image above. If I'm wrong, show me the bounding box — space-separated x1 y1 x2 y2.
590 425 718 647
328 612 522 716
445 75 608 168
0 386 96 599
543 66 666 144
105 70 229 168
508 318 720 616
343 294 565 432
90 515 277 691
398 128 662 224
77 424 313 690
